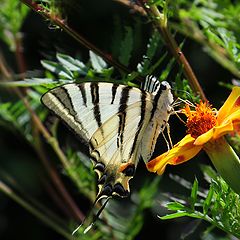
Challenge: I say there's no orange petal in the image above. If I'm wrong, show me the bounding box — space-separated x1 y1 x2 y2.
223 109 240 125
194 129 214 145
217 87 240 124
212 121 234 139
147 135 202 175
195 121 235 144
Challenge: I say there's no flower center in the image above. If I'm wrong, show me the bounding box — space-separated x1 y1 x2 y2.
182 101 217 138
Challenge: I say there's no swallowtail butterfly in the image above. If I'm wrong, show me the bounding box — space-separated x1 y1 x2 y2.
41 75 173 230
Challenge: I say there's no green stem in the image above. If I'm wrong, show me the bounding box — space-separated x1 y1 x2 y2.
204 137 240 195
0 180 74 240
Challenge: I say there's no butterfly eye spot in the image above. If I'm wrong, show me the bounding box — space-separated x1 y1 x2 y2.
94 162 105 172
101 184 113 196
113 183 129 197
98 174 107 185
122 164 135 177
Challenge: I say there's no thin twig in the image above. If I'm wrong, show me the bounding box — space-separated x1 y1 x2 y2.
34 131 85 221
0 49 12 80
0 47 84 222
114 0 147 15
14 33 27 75
138 1 207 101
20 0 144 82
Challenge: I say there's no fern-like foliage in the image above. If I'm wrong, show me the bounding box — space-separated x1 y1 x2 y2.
168 0 240 77
160 165 240 238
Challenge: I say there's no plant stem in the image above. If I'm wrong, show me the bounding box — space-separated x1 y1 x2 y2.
0 180 74 240
141 2 207 101
15 89 86 207
14 33 27 75
0 48 84 222
34 131 85 221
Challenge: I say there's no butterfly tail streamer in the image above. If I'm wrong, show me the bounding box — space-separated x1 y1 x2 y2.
72 194 112 235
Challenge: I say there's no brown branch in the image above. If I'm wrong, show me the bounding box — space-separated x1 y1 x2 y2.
15 33 27 75
114 0 147 15
0 47 84 222
137 1 207 101
20 0 144 82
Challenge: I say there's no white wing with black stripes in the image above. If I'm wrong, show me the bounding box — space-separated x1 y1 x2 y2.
41 76 173 199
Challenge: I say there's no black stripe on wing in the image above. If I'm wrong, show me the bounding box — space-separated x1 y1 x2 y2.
41 85 89 144
79 84 87 107
53 86 77 116
91 83 102 128
117 86 132 148
111 84 118 104
129 89 147 157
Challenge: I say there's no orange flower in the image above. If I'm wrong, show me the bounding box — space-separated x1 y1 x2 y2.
147 87 240 194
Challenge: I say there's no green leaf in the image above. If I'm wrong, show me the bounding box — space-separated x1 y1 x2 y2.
41 60 74 79
137 30 161 74
89 50 107 72
190 178 198 210
159 211 189 220
203 184 214 215
166 202 186 211
56 53 87 73
0 78 72 87
118 26 133 66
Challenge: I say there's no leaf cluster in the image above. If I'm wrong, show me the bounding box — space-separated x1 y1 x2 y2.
169 0 240 77
0 0 29 50
161 165 240 239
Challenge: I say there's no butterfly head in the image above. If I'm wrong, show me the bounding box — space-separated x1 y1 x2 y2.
94 161 135 199
160 81 171 91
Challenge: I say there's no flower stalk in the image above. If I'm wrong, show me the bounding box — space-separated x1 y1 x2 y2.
204 137 240 194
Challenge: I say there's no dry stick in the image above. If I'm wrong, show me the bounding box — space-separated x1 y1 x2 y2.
16 89 85 222
139 2 207 101
115 0 147 15
0 50 84 222
34 131 85 222
15 34 27 75
20 0 144 82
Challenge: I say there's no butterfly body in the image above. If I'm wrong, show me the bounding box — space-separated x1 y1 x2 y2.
41 76 173 199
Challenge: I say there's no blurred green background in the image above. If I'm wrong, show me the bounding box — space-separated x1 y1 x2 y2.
0 0 236 239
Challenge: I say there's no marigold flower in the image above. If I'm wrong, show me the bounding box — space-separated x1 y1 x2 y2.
147 87 240 194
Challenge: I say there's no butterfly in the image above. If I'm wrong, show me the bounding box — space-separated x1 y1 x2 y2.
41 75 173 231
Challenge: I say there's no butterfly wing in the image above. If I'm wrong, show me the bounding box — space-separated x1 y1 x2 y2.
41 83 137 141
41 82 154 197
